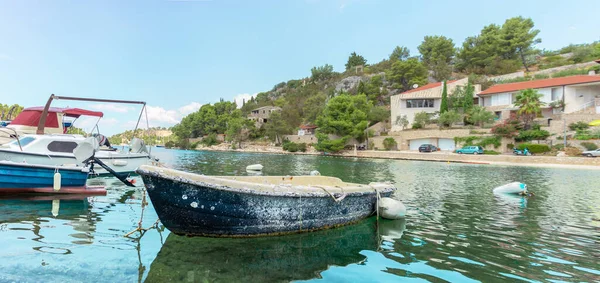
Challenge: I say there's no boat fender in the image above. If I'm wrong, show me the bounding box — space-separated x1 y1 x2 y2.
112 160 128 167
493 182 527 195
53 170 61 192
378 197 406 219
246 164 263 171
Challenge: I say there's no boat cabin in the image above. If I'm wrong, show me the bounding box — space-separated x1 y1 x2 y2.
6 107 103 135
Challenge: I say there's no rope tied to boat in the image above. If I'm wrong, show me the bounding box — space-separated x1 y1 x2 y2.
313 185 347 202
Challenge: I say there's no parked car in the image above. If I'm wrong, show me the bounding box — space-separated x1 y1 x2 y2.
582 149 600 157
418 144 437 153
456 146 484 154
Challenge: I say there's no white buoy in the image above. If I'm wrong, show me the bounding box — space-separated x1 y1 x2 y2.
378 197 406 219
309 170 321 176
493 182 527 195
53 171 62 192
246 164 263 171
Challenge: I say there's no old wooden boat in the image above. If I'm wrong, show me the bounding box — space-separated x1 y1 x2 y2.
136 165 396 237
0 161 106 195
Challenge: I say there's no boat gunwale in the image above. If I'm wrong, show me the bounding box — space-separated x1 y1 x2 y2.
137 165 396 198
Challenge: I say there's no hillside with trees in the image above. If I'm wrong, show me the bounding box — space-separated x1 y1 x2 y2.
159 16 600 150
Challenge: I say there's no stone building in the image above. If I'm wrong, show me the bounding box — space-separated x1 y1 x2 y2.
247 106 282 128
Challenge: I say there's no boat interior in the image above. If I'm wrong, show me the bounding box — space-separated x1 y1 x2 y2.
139 165 393 194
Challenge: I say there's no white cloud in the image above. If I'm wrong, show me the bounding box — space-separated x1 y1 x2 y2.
569 26 577 30
233 93 257 108
178 102 203 115
89 103 135 113
144 101 203 127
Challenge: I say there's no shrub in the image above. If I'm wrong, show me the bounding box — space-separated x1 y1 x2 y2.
190 141 200 149
201 133 220 146
298 143 307 152
574 130 593 140
314 134 347 153
569 121 589 131
283 140 306 152
368 141 374 150
507 143 514 149
515 129 551 142
413 111 431 128
164 141 175 148
517 143 550 154
565 147 582 156
484 150 501 155
438 110 462 128
477 136 501 148
580 142 598 150
383 137 397 151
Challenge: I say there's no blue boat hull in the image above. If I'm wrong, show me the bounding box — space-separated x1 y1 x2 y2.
138 169 394 237
0 162 88 189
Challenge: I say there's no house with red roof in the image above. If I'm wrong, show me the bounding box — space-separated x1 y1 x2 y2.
297 124 317 136
478 74 600 120
390 78 481 132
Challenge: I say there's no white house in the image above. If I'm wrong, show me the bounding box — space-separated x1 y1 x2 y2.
390 78 481 131
477 74 600 120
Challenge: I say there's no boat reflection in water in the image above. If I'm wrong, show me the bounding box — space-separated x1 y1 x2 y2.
0 195 98 245
145 218 407 282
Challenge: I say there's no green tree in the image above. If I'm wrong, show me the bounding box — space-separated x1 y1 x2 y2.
418 36 455 81
316 93 371 142
395 115 409 130
388 58 428 92
467 106 495 127
412 111 431 129
314 133 347 153
311 64 335 81
383 137 397 150
500 17 541 72
264 111 291 144
225 116 253 148
302 93 327 124
440 81 448 114
514 89 545 130
367 106 389 125
389 46 410 61
345 52 367 70
438 110 462 128
449 80 475 113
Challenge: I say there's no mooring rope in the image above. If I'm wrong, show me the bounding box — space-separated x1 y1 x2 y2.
313 185 347 202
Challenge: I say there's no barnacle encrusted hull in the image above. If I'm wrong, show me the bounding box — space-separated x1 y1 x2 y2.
136 165 395 237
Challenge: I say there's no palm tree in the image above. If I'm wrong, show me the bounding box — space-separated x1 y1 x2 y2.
514 88 544 130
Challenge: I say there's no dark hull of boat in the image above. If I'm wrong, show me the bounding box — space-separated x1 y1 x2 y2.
140 174 394 237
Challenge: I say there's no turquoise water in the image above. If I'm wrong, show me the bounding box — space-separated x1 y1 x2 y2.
1 148 599 282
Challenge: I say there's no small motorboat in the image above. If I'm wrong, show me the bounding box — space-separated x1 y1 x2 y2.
136 165 396 237
0 161 105 195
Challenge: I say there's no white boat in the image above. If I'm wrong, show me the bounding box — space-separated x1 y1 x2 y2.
0 95 155 174
0 134 152 174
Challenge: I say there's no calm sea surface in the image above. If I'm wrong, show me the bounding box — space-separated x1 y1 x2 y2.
1 148 599 282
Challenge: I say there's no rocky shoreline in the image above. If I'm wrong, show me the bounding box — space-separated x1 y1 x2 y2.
188 144 600 170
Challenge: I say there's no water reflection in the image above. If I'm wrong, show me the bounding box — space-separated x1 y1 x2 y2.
145 218 407 283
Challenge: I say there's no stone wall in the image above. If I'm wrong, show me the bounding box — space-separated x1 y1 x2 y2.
349 150 600 167
283 135 318 144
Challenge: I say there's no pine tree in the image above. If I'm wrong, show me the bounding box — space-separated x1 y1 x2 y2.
440 80 448 114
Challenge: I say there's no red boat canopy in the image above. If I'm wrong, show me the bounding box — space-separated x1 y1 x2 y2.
10 107 104 128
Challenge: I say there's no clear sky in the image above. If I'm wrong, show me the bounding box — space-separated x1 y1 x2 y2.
1 0 599 135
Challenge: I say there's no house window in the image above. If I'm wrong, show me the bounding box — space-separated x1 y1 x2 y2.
47 141 78 153
551 87 561 101
406 99 434 108
511 93 517 103
263 110 266 114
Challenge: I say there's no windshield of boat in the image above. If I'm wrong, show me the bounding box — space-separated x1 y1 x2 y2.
8 136 36 147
